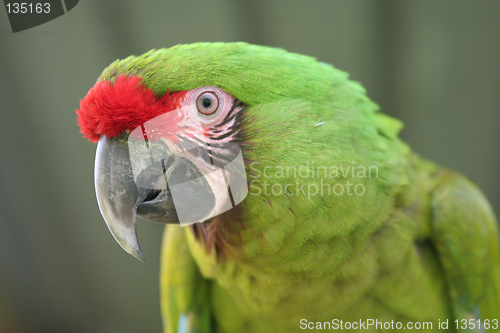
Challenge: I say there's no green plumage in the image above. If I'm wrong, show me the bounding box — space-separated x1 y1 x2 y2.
101 43 500 332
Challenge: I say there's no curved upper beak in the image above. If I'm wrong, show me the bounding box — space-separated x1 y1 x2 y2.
94 134 217 261
95 135 149 261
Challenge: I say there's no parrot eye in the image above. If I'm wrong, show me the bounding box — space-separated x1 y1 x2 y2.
196 91 220 115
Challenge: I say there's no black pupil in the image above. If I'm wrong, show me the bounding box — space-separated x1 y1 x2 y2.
202 97 212 108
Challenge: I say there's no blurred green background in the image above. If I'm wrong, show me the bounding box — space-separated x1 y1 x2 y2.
0 1 499 332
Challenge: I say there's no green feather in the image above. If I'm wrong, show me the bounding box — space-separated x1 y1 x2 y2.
100 42 500 332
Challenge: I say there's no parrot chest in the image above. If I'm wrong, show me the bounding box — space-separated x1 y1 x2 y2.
205 223 452 332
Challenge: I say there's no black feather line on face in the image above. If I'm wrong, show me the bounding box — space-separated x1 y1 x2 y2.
211 131 234 141
172 103 248 169
224 104 247 144
210 105 246 141
231 106 254 145
187 103 250 255
214 100 243 129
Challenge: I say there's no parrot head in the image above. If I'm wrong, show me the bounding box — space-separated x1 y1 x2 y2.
77 42 402 262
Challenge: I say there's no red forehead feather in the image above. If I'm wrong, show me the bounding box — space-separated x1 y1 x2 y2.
76 75 186 143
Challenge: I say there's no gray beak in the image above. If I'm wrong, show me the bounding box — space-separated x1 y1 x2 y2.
95 135 149 261
94 134 216 261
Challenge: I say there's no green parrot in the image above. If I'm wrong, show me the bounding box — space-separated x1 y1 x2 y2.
77 42 500 332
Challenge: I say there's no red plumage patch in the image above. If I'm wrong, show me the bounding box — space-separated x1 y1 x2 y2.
76 75 186 143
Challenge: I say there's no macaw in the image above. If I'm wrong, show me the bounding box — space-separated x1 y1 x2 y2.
77 42 500 332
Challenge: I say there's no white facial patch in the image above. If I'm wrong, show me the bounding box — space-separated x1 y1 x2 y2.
127 102 248 226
